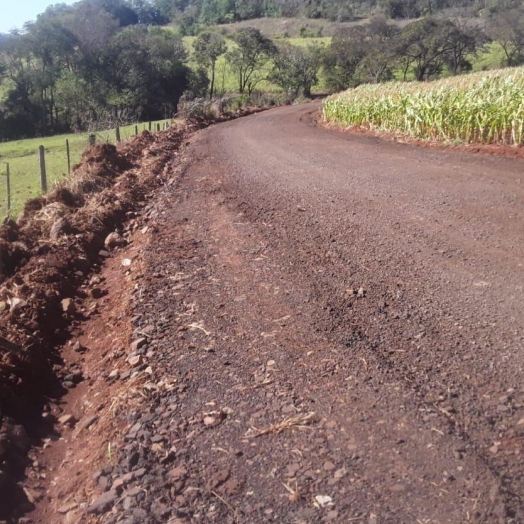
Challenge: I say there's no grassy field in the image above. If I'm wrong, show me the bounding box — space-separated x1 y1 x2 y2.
472 41 508 72
323 67 524 146
0 120 170 217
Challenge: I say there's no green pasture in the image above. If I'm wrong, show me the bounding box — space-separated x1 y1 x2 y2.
472 41 508 72
0 120 170 217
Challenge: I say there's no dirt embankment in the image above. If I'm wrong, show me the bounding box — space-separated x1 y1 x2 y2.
0 110 255 520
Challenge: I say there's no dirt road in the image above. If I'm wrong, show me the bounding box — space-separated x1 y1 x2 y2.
28 103 524 524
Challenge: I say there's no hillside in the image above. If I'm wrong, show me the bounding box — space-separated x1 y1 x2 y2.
157 0 499 27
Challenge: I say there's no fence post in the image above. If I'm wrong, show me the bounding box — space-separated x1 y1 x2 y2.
157 123 160 132
148 122 152 131
135 125 138 137
5 163 10 212
39 146 47 194
66 139 71 174
116 126 121 143
89 134 96 146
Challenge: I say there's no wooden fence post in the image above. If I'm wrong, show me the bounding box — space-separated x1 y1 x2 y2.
89 134 96 146
148 122 152 131
66 139 71 174
157 123 161 132
116 126 121 143
5 163 11 212
135 125 138 137
39 146 47 194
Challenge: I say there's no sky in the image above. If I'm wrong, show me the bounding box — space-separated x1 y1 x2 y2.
0 0 77 33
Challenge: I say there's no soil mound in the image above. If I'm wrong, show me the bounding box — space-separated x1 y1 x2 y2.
0 125 182 519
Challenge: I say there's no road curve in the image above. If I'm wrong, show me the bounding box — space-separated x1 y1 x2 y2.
129 103 524 523
203 103 524 520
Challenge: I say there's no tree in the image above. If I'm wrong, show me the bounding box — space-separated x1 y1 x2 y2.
356 17 398 83
323 26 368 91
270 43 321 97
379 0 422 19
60 2 120 80
226 28 276 95
107 26 189 120
129 0 168 25
90 0 139 27
323 19 398 91
193 31 226 97
393 18 482 81
489 8 524 66
441 20 482 74
395 19 458 81
199 0 237 24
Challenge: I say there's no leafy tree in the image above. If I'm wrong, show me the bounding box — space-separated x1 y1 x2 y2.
60 2 120 80
394 18 482 80
441 20 483 74
54 70 92 130
193 31 226 97
323 26 372 91
489 8 524 66
107 26 189 119
90 0 139 27
129 0 168 25
356 17 399 83
270 43 321 97
379 0 422 18
199 0 237 24
153 0 192 20
235 0 267 20
186 68 210 98
226 28 276 94
395 18 457 80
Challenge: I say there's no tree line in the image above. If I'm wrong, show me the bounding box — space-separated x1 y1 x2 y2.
153 0 524 30
0 0 191 140
190 10 524 96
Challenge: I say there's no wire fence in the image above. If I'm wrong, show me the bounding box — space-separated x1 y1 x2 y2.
0 120 172 218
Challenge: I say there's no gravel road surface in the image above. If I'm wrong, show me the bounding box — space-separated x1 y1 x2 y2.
33 103 524 524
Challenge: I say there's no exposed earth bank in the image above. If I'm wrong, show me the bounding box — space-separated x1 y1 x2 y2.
4 102 524 523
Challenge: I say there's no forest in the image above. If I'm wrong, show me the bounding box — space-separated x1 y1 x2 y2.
1 0 524 140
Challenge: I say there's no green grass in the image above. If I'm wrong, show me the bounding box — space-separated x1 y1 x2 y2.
323 67 524 146
0 120 170 217
472 41 508 72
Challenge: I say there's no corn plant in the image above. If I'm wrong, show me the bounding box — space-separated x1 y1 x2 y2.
322 67 524 146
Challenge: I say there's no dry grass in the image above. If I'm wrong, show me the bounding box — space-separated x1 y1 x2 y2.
247 411 316 437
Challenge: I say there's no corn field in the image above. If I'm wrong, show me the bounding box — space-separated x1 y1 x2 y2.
322 67 524 146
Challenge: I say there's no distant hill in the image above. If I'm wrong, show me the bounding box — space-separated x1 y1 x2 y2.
159 0 500 29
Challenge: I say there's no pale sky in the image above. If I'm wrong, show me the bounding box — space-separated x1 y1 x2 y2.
0 0 77 33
